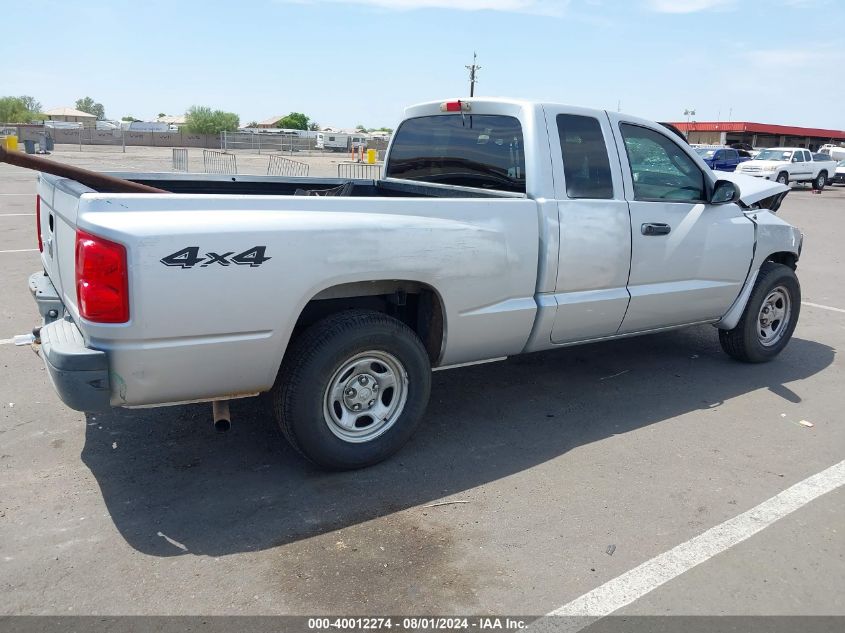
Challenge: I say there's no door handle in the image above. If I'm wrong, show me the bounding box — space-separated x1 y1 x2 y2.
641 223 671 236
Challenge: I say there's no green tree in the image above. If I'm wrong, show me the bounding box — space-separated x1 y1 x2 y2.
19 96 42 115
309 122 321 131
246 121 258 128
158 112 167 118
355 124 366 131
276 112 309 130
75 96 106 120
121 115 139 122
184 106 240 134
0 96 42 123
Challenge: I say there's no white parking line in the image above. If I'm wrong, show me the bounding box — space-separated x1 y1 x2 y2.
0 249 38 254
548 459 845 620
0 338 14 346
0 193 32 196
0 214 35 217
802 301 845 314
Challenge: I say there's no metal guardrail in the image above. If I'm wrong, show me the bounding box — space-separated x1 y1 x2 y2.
337 163 382 179
203 149 237 174
172 148 188 172
267 154 309 177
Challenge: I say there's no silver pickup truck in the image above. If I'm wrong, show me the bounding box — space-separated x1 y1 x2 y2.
30 98 802 469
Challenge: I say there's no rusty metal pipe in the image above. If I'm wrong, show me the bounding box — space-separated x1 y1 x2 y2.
0 146 167 194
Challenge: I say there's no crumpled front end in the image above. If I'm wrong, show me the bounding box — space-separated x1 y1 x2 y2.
718 171 790 212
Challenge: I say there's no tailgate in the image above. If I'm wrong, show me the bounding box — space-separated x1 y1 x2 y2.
36 173 93 308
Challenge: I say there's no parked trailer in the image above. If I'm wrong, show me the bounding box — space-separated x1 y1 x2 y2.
315 133 369 152
818 144 845 161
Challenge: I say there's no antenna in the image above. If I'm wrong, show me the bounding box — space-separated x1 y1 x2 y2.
466 52 481 97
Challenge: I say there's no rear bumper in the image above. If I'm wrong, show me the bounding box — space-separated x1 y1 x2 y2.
29 272 111 412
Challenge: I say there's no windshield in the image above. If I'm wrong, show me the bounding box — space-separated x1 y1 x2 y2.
755 149 792 161
695 148 716 158
838 160 845 167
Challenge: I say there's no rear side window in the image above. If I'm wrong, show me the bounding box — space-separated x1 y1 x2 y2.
386 115 525 193
557 114 613 199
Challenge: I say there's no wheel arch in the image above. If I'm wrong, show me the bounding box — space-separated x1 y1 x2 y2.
765 250 798 270
717 251 799 330
290 279 447 366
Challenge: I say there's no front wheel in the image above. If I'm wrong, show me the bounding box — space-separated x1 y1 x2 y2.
776 172 789 186
272 310 432 470
719 262 801 363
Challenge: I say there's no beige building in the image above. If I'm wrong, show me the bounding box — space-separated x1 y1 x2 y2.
256 115 284 129
43 107 97 128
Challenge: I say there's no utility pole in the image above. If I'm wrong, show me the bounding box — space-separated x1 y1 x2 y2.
466 52 481 97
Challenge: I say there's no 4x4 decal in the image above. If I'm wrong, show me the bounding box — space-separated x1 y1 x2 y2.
161 246 271 269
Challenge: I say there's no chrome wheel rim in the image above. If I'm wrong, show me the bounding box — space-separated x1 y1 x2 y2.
817 174 825 187
323 350 409 443
757 286 791 347
777 174 787 184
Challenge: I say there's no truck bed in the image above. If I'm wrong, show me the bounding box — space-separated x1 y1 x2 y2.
119 173 515 199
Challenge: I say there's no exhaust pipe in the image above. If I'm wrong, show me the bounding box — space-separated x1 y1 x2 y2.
213 400 231 432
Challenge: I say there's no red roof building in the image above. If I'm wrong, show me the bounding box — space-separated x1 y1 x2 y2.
669 121 845 151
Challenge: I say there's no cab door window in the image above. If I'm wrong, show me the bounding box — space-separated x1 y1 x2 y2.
620 124 706 202
556 114 614 199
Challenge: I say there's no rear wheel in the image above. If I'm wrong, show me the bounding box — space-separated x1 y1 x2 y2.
776 172 789 186
814 171 827 190
719 262 800 363
272 310 431 470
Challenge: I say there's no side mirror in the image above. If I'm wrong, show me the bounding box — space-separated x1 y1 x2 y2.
792 156 800 163
711 179 739 204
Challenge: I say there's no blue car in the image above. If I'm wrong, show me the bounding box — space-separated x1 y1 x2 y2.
694 147 751 172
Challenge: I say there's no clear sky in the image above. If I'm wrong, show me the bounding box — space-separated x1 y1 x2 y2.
3 0 843 130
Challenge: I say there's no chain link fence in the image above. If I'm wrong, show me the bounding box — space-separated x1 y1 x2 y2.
221 132 316 154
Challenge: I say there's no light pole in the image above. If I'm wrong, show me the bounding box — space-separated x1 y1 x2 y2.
684 108 696 140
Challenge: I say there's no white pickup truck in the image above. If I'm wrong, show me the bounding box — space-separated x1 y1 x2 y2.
735 147 837 189
31 98 802 469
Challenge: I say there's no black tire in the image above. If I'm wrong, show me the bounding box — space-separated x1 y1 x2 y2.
272 310 431 470
719 262 801 363
814 171 827 190
776 172 789 186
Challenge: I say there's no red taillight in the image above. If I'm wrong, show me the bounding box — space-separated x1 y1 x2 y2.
75 230 129 323
36 195 43 252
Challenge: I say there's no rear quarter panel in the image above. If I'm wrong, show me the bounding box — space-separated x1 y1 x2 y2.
74 194 540 406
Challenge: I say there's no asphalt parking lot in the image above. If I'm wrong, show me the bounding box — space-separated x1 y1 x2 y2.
1 152 843 620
